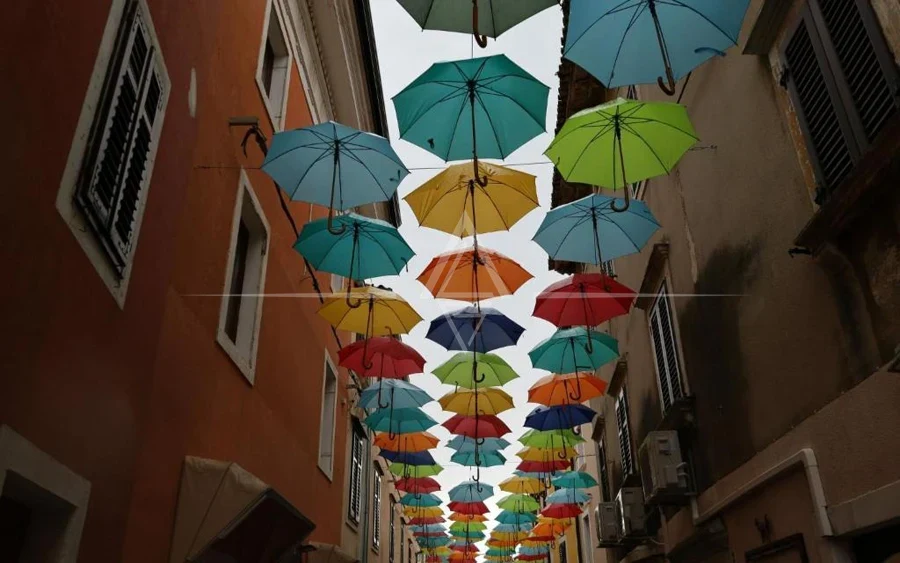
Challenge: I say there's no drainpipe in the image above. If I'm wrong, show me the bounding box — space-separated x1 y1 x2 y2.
689 448 832 536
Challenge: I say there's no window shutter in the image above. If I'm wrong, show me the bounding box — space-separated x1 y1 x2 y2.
389 499 396 562
596 440 610 502
558 541 568 563
650 283 683 412
373 472 382 546
77 2 166 274
616 389 633 476
349 432 362 522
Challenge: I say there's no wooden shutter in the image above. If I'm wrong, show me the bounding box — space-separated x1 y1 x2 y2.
558 540 568 563
649 282 683 412
349 431 363 522
389 499 396 563
373 471 382 547
596 440 610 502
76 1 166 274
615 389 633 476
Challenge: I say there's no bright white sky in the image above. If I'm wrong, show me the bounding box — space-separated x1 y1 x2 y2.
369 0 566 545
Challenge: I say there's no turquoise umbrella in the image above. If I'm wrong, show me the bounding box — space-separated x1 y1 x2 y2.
393 55 548 181
447 436 510 453
359 380 432 410
448 480 495 502
564 0 751 94
262 121 409 233
365 407 437 437
402 493 444 507
496 511 536 525
295 213 414 286
551 471 597 490
493 523 533 533
545 488 590 505
529 327 618 373
451 450 506 467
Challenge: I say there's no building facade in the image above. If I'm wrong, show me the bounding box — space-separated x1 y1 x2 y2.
0 0 400 561
549 1 900 563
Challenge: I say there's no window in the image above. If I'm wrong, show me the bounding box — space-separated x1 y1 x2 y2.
648 281 684 412
373 468 383 549
581 514 594 563
216 171 270 383
630 179 647 201
389 498 396 563
318 355 339 477
57 0 169 306
599 259 615 279
408 540 413 563
331 274 344 295
348 423 366 523
558 538 568 563
256 0 292 129
596 439 610 502
615 387 634 476
781 0 899 202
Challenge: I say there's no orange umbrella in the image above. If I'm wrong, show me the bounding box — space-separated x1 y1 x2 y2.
527 373 608 406
449 513 488 523
417 246 532 302
531 521 570 538
374 431 440 452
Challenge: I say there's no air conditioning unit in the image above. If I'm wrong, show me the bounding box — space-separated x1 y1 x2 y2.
615 487 646 538
595 503 619 543
638 431 691 504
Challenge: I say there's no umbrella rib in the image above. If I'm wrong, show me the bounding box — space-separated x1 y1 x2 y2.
607 3 649 87
443 95 474 162
566 122 617 179
262 142 332 171
546 115 614 152
341 149 392 199
397 88 469 138
563 0 638 54
622 116 700 142
619 122 675 173
338 140 410 171
660 0 742 43
288 149 338 201
477 80 549 126
473 93 509 160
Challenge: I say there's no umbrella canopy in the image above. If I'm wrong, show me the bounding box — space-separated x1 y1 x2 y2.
405 506 444 518
295 213 413 282
433 352 519 388
450 450 507 467
529 327 618 373
545 98 698 211
533 273 636 327
496 494 541 512
417 246 532 303
530 521 570 537
447 436 510 453
515 447 568 462
263 121 408 232
359 379 432 410
449 513 488 523
405 161 539 238
380 449 438 467
447 501 490 515
545 488 590 505
339 336 425 378
449 480 495 503
498 476 545 495
391 462 444 478
524 405 597 431
496 511 538 525
494 523 534 533
443 414 511 438
516 459 572 473
401 493 444 507
394 55 549 176
564 0 750 91
365 407 437 436
427 306 524 353
439 387 515 416
410 516 446 526
375 432 440 453
319 286 422 336
449 521 488 532
450 530 486 540
540 503 583 519
527 373 608 406
396 0 557 43
419 536 452 548
533 193 661 264
518 429 584 449
551 471 598 490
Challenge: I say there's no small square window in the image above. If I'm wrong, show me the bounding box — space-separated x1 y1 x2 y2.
256 0 292 130
217 171 270 384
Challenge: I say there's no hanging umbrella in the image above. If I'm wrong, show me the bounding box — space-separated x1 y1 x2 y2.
518 429 584 450
545 98 698 211
516 459 571 473
529 327 618 374
394 55 548 181
497 511 538 525
498 475 545 495
447 501 490 515
449 513 488 523
443 414 511 438
339 336 426 378
390 462 444 478
262 121 408 233
494 523 534 533
515 447 568 462
527 373 608 406
524 405 597 431
564 0 751 94
375 432 440 453
319 286 422 335
405 161 539 238
380 449 438 467
401 493 444 507
434 352 519 388
450 530 486 540
447 436 510 453
530 521 570 538
365 407 437 437
295 213 413 287
410 516 447 526
449 480 495 502
533 273 637 327
540 503 583 519
405 506 445 518
396 0 558 47
419 536 452 548
496 494 541 513
450 522 489 534
427 306 524 353
545 488 590 505
533 193 661 264
417 246 532 303
439 387 515 416
551 471 597 490
359 379 432 410
451 450 507 467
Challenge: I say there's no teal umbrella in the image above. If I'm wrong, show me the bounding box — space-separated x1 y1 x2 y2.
359 379 432 410
496 511 536 525
450 530 485 540
451 450 506 467
551 471 597 490
446 436 509 453
365 407 437 438
545 488 590 505
529 327 618 373
401 493 444 507
262 121 409 234
393 55 548 181
448 480 495 502
396 0 558 47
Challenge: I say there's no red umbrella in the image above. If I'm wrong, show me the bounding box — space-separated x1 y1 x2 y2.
448 500 490 515
533 273 636 327
518 555 547 561
516 459 571 473
541 503 583 519
426 557 442 563
451 545 480 553
339 336 426 377
396 476 442 494
409 516 445 525
415 531 447 537
443 414 511 438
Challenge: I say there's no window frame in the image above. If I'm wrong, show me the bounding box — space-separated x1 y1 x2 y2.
56 0 170 308
215 170 271 384
317 353 339 478
347 422 366 524
615 387 634 477
255 0 293 131
389 497 396 563
648 280 685 414
558 538 568 563
372 466 383 550
596 438 610 503
581 513 594 563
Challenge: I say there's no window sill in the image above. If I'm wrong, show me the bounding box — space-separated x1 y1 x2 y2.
216 331 257 385
316 462 333 482
796 113 900 254
345 519 360 533
256 76 286 133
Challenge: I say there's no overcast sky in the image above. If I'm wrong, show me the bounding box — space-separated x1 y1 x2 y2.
368 0 566 545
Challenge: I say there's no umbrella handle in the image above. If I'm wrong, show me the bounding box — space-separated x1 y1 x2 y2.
556 442 569 460
378 380 391 409
648 0 677 96
657 70 677 96
568 373 583 402
475 437 485 446
471 1 488 48
345 282 363 309
610 129 632 213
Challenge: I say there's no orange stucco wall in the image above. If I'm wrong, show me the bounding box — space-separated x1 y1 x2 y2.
0 1 352 561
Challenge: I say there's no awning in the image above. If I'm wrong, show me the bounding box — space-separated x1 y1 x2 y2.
306 542 359 563
169 456 315 563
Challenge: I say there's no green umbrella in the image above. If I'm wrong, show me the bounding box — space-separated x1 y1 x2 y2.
545 98 698 211
390 462 444 478
393 55 548 182
433 352 519 388
450 521 488 532
496 494 540 512
518 429 584 449
396 0 558 47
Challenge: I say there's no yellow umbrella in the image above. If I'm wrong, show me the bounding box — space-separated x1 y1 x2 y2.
516 446 568 462
491 531 529 542
449 513 488 523
404 506 444 518
318 286 422 336
404 161 539 238
438 387 515 416
498 475 546 495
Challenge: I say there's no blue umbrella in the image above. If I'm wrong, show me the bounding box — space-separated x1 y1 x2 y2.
519 546 551 556
409 524 447 533
426 306 525 353
295 213 414 283
447 436 510 453
545 488 590 505
533 194 660 265
262 121 409 233
380 449 437 466
564 0 751 94
493 523 534 533
451 450 506 467
496 511 537 525
418 536 451 548
364 407 437 436
359 379 432 410
401 494 444 508
551 471 598 490
529 327 619 373
524 405 597 431
448 480 495 502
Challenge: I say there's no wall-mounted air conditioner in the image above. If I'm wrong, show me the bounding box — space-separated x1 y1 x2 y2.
615 487 646 538
638 430 691 504
595 503 619 543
